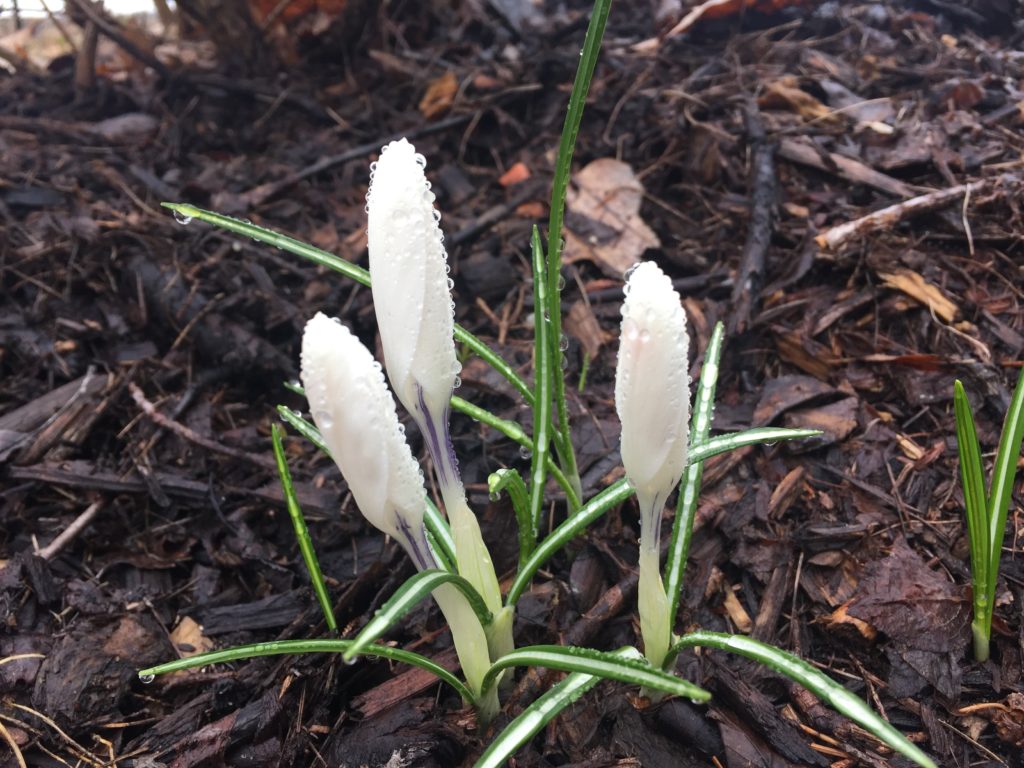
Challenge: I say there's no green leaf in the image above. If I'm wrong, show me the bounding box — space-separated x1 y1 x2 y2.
276 404 457 571
983 365 1024 641
540 0 614 503
489 468 534 568
508 478 634 606
953 380 991 661
665 321 724 628
475 669 602 768
271 424 337 633
343 569 492 662
164 202 534 405
481 645 709 700
673 632 938 768
529 225 555 535
451 397 579 509
138 638 473 703
688 427 822 464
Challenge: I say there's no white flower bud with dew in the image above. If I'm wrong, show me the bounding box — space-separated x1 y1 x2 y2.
615 261 690 667
300 313 495 713
301 312 433 569
366 139 508 662
367 138 461 492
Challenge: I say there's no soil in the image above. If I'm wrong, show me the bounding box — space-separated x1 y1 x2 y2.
2 1 1024 766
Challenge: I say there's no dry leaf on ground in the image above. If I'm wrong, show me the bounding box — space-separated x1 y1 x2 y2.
563 158 660 277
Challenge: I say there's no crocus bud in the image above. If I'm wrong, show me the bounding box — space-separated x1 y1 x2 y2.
300 312 432 570
302 312 497 714
367 138 460 486
366 139 508 663
615 261 690 667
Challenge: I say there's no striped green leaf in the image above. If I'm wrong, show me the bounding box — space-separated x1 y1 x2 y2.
673 632 938 768
271 423 337 633
481 645 709 700
138 638 473 703
343 569 492 662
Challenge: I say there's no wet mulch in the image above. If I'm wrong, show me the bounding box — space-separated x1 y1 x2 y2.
2 1 1024 766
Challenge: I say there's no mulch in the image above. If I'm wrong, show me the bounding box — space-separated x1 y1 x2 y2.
2 1 1023 766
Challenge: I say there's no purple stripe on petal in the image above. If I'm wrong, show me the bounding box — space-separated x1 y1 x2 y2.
416 383 459 488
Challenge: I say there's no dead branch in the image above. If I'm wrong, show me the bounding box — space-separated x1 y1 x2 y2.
730 98 777 334
815 177 1005 252
129 382 277 471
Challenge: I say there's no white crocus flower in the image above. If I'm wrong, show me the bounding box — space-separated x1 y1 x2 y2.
300 313 496 717
366 139 510 663
615 261 690 668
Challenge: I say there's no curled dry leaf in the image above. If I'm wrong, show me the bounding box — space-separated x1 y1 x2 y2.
563 158 660 278
877 268 959 323
563 300 607 360
419 71 458 120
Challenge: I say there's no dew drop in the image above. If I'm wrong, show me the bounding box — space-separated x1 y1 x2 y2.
450 360 462 375
519 445 532 460
447 277 455 290
287 379 301 389
558 335 569 352
414 153 427 168
173 210 193 225
556 275 566 291
314 410 333 429
453 375 462 388
139 673 155 684
489 491 500 502
639 329 651 343
560 355 569 370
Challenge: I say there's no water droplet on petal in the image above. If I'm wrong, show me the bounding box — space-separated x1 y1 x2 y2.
314 410 333 429
453 375 461 388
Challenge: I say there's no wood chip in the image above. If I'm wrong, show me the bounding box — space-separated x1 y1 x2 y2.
877 268 958 322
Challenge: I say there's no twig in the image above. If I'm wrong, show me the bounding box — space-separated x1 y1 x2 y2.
65 0 172 81
0 720 27 768
816 178 1002 252
730 98 776 334
777 137 922 199
630 0 735 54
129 382 276 471
36 501 104 560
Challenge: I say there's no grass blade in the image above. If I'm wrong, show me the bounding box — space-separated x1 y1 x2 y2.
489 468 534 567
138 639 473 702
165 202 534 405
542 0 615 502
673 632 938 768
665 321 724 628
451 396 578 508
953 381 991 660
507 478 634 605
689 427 822 464
475 648 633 768
983 365 1024 641
271 424 337 633
481 645 709 700
529 225 555 534
343 569 492 662
276 404 457 571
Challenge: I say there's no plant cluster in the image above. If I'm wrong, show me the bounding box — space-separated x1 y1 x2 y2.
139 4 940 766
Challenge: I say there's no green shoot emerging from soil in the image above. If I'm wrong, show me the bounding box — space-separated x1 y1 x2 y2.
953 367 1024 662
138 3 940 767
